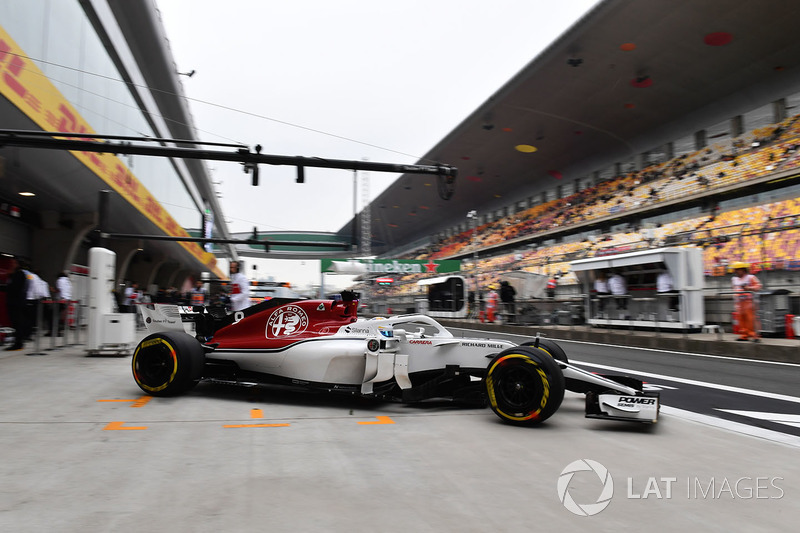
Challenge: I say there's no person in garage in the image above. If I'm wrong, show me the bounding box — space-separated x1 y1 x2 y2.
190 279 208 307
4 258 29 351
228 261 251 312
51 271 72 336
123 282 141 313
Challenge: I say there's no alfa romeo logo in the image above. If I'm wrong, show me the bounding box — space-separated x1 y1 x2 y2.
266 305 309 338
557 459 614 516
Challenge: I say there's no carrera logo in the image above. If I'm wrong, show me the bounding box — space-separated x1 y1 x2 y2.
617 397 657 405
266 305 309 338
409 340 433 345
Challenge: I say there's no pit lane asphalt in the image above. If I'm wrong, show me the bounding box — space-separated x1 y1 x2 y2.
449 326 800 446
1 331 799 532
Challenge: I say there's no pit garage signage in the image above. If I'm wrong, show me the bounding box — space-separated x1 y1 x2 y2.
321 259 461 275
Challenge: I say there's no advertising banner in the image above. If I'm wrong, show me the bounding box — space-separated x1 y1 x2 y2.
0 25 222 278
321 258 462 275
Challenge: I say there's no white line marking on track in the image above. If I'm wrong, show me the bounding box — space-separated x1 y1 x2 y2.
570 359 800 447
661 407 800 449
571 359 800 404
643 383 679 391
715 410 800 429
551 337 800 366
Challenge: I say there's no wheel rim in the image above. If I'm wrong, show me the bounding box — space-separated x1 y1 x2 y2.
133 339 177 391
496 364 543 411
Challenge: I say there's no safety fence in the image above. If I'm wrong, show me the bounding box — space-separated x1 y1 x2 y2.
1 300 86 355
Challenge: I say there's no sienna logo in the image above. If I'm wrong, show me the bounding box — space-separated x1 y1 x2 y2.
266 304 309 338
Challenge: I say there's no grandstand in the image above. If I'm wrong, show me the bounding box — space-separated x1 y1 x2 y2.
361 123 800 324
370 130 799 263
361 110 800 324
342 0 800 331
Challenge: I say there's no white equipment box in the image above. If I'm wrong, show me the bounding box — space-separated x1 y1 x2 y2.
87 248 136 355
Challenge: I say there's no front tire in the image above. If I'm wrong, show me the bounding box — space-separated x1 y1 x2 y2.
520 338 569 364
485 346 565 426
132 332 205 396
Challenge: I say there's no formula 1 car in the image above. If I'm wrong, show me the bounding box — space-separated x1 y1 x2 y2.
133 292 659 426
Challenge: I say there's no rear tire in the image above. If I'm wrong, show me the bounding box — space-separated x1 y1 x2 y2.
485 346 565 426
132 332 205 396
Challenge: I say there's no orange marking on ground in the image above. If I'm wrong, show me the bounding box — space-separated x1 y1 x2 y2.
357 416 395 425
251 408 263 419
98 396 152 408
104 421 148 431
131 396 152 408
223 423 290 428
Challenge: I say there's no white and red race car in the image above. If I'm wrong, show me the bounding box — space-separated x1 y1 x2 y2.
133 292 659 426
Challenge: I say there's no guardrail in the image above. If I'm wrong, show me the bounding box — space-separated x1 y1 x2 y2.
25 300 84 356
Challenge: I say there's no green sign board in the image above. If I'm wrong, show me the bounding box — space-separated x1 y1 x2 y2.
321 258 462 275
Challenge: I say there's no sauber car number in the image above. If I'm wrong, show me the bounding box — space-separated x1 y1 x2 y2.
266 304 309 338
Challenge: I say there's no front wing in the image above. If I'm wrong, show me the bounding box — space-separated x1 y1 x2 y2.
561 363 660 423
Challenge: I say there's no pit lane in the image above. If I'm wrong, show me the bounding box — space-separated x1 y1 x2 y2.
1 334 799 531
450 326 800 447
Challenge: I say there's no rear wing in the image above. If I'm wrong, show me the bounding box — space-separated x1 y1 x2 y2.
139 304 195 334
